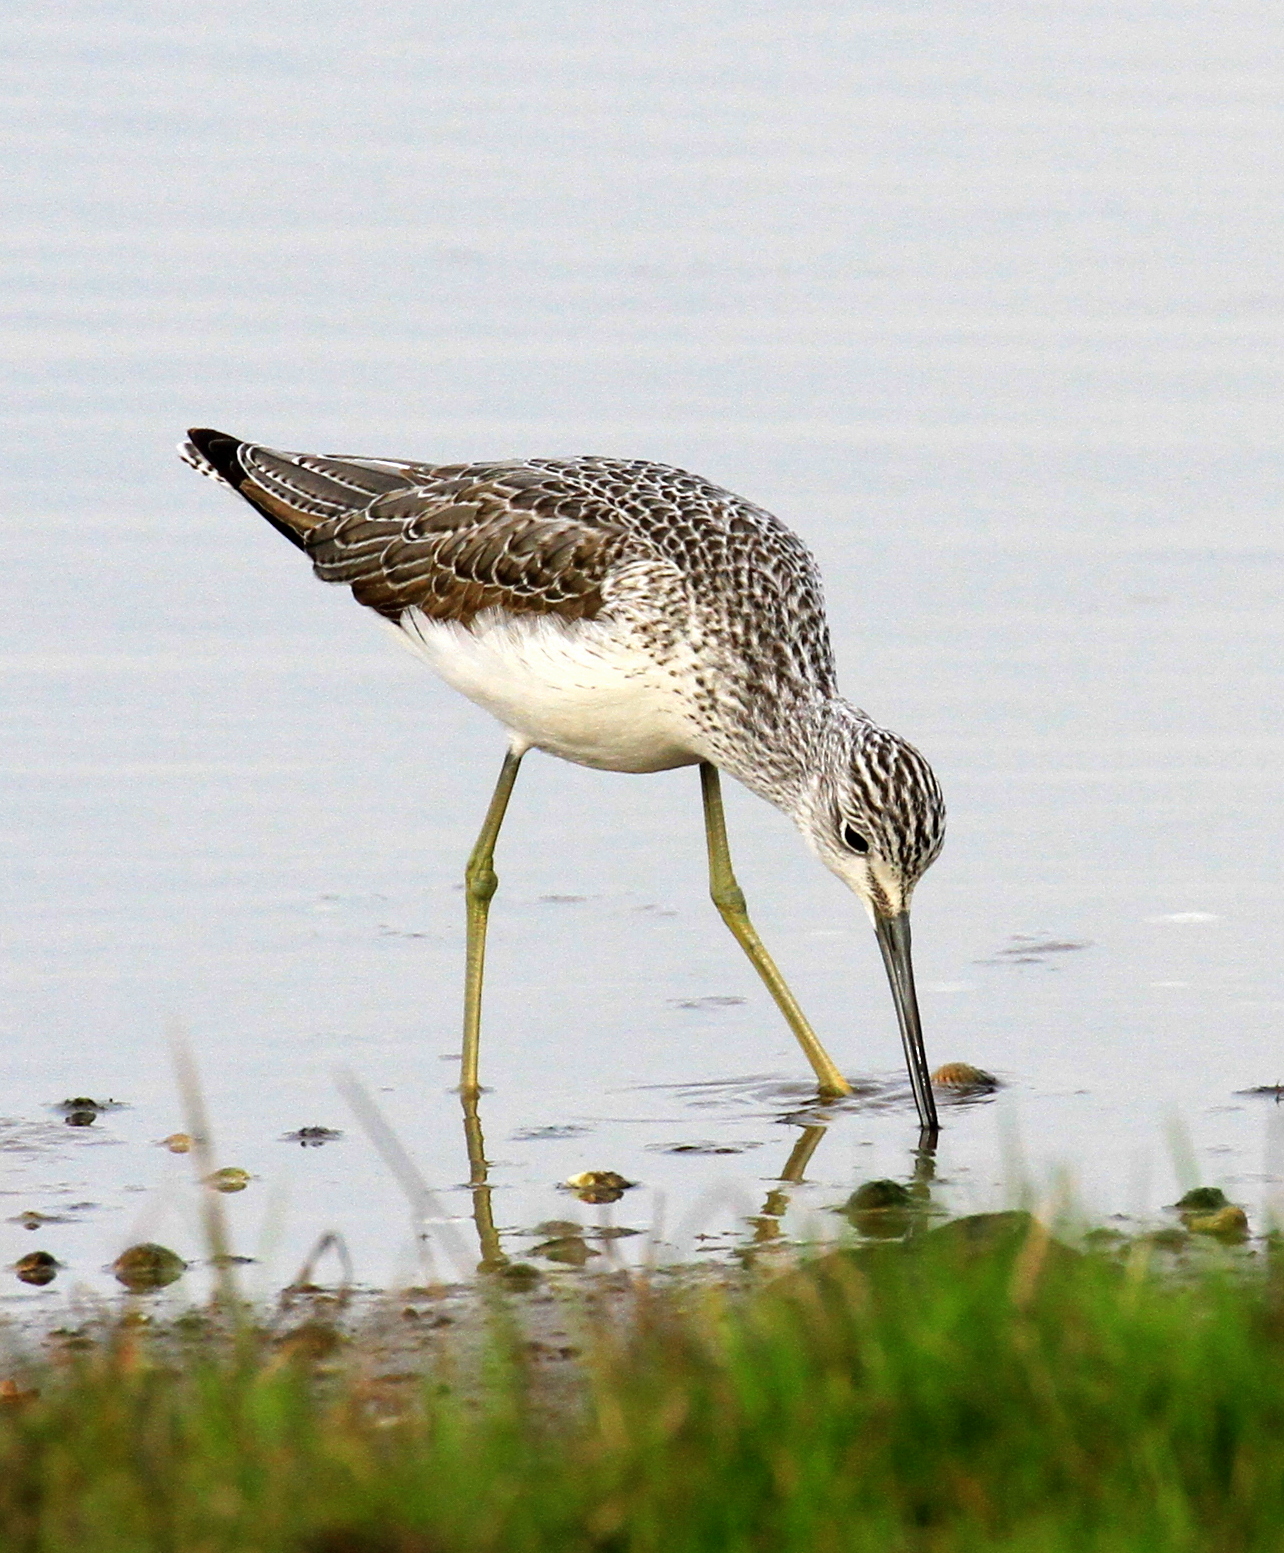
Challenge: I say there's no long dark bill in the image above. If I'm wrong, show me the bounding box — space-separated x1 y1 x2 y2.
874 911 939 1137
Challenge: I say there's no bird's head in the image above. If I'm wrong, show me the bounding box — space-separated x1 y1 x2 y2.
799 717 946 920
794 711 946 1134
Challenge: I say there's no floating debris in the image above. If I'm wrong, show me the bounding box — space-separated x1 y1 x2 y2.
14 1251 59 1287
1238 1084 1284 1099
563 1170 636 1204
931 1062 1000 1093
511 1124 593 1141
670 995 747 1010
982 937 1092 965
280 1126 343 1147
113 1243 187 1291
9 1210 68 1231
648 1140 758 1155
205 1167 251 1193
159 1133 193 1153
1187 1206 1249 1240
1001 938 1091 956
55 1096 122 1127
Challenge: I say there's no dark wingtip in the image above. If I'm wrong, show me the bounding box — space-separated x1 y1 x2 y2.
186 427 247 488
182 427 309 552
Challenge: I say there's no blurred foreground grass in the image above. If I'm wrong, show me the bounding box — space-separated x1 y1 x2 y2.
3 1212 1284 1552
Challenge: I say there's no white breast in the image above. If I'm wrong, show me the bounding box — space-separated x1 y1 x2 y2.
386 606 702 774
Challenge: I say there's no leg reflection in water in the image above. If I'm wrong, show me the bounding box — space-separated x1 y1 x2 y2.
460 1090 508 1273
749 1125 830 1246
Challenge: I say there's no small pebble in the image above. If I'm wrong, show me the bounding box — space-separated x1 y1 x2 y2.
931 1062 1000 1092
564 1170 635 1204
113 1243 187 1291
15 1251 59 1287
205 1167 251 1193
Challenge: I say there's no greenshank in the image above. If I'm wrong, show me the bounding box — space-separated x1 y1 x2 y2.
182 429 945 1132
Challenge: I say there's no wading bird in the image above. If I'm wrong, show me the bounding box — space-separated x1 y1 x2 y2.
182 429 945 1133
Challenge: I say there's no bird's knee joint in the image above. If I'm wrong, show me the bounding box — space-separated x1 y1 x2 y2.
466 867 498 904
711 882 747 917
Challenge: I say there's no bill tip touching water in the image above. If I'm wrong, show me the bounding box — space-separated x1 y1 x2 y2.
181 426 946 1133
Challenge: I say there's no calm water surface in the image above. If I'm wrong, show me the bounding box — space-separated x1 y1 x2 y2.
2 0 1283 1306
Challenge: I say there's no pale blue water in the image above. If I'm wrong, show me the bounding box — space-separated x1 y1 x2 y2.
2 0 1282 1308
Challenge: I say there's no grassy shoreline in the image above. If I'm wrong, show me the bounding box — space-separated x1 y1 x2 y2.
3 1212 1283 1551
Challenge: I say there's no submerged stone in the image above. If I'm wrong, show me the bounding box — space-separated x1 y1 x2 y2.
15 1251 59 1286
533 1236 601 1267
113 1243 187 1291
849 1179 913 1211
1176 1186 1229 1212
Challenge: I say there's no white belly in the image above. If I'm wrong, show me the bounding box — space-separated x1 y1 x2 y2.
387 607 701 774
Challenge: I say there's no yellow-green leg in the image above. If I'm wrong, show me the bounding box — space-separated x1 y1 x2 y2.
699 762 853 1098
461 747 524 1097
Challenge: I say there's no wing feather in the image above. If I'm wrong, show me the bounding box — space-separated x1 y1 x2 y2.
184 428 625 625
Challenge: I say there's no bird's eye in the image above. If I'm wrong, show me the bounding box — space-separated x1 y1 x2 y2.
842 824 870 854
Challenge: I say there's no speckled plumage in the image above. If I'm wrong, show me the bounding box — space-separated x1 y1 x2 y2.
182 428 944 897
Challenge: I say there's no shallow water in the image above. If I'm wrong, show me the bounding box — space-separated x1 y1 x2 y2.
2 0 1283 1308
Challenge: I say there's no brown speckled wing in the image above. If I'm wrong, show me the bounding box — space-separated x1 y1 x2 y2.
185 431 626 625
308 469 622 624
